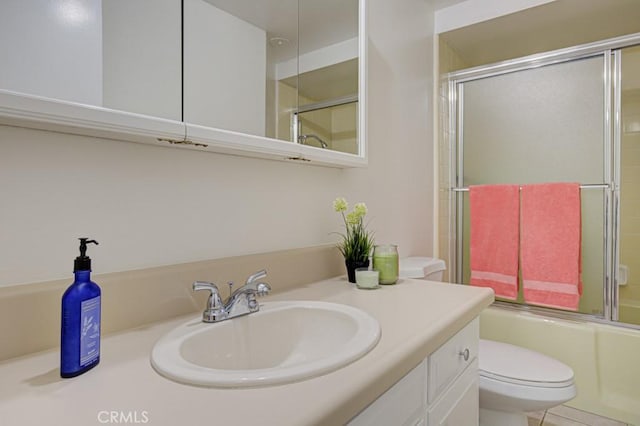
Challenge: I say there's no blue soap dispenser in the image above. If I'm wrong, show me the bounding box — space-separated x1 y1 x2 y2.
60 238 101 378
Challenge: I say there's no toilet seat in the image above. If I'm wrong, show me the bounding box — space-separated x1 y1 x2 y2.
479 339 574 388
480 369 574 388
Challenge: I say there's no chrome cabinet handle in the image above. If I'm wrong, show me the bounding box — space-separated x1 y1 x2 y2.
459 348 470 361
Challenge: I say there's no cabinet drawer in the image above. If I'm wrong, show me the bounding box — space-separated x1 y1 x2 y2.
427 318 478 403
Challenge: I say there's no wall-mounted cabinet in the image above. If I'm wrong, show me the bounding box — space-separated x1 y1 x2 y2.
0 0 366 168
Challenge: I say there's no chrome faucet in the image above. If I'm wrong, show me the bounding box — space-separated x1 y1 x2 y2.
298 134 329 149
192 269 271 323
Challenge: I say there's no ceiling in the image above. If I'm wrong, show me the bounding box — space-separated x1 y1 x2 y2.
440 0 640 70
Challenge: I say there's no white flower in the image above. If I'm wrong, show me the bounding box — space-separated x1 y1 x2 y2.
333 197 348 213
354 203 367 219
346 211 360 225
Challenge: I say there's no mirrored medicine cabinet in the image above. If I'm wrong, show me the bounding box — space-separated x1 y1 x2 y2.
0 0 366 167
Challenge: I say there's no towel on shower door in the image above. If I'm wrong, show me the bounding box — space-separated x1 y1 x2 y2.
469 184 520 299
520 183 582 311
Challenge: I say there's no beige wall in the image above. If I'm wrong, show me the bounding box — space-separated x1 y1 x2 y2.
276 80 297 141
0 245 345 361
330 103 358 154
619 94 640 323
0 0 436 288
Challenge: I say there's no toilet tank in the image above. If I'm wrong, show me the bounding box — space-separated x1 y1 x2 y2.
399 257 446 282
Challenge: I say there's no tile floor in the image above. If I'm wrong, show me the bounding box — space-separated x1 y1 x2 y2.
527 405 630 426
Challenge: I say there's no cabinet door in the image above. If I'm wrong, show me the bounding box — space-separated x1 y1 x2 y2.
0 0 182 120
427 360 478 426
183 0 268 135
348 362 426 426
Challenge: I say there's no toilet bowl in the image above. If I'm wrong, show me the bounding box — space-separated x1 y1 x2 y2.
478 339 576 426
400 257 577 426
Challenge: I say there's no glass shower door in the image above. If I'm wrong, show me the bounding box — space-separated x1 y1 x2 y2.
456 55 607 316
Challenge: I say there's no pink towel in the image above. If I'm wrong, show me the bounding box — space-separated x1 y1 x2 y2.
520 183 582 311
469 184 520 299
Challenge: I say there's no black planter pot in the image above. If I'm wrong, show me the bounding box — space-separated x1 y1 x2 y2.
345 259 370 283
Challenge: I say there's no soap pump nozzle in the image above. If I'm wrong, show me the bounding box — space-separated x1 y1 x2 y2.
74 238 99 272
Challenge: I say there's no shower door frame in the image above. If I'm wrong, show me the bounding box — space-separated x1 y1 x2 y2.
446 32 640 328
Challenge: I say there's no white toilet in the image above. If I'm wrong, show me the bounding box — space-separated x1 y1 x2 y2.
400 257 577 426
478 339 576 426
398 256 447 281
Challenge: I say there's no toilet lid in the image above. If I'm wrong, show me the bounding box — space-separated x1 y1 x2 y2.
399 257 446 279
479 339 574 388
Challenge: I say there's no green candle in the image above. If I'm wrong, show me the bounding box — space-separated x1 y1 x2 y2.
373 245 399 285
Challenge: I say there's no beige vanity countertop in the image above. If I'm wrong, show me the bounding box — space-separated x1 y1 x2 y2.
0 278 493 426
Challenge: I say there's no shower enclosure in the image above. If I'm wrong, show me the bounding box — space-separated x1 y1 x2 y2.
443 33 640 328
291 94 359 154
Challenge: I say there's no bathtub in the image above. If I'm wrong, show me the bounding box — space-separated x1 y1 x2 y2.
480 306 640 425
620 298 640 325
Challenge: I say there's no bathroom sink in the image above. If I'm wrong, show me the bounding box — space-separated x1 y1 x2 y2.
150 301 381 387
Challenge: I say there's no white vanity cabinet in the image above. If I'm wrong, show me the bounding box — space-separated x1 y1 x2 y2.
349 318 479 426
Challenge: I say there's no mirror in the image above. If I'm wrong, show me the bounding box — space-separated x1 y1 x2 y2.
0 0 182 121
296 0 359 154
0 0 363 160
183 0 361 154
183 0 298 139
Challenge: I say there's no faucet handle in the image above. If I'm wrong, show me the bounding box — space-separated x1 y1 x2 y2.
256 282 271 296
192 281 225 322
193 280 218 295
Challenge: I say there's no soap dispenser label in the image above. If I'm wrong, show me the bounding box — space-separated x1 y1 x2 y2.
80 296 101 366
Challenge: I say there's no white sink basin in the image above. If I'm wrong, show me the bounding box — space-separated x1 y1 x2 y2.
150 300 381 387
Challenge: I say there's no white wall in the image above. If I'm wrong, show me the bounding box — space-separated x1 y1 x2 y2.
0 0 435 287
183 0 266 135
0 0 103 105
356 0 435 256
